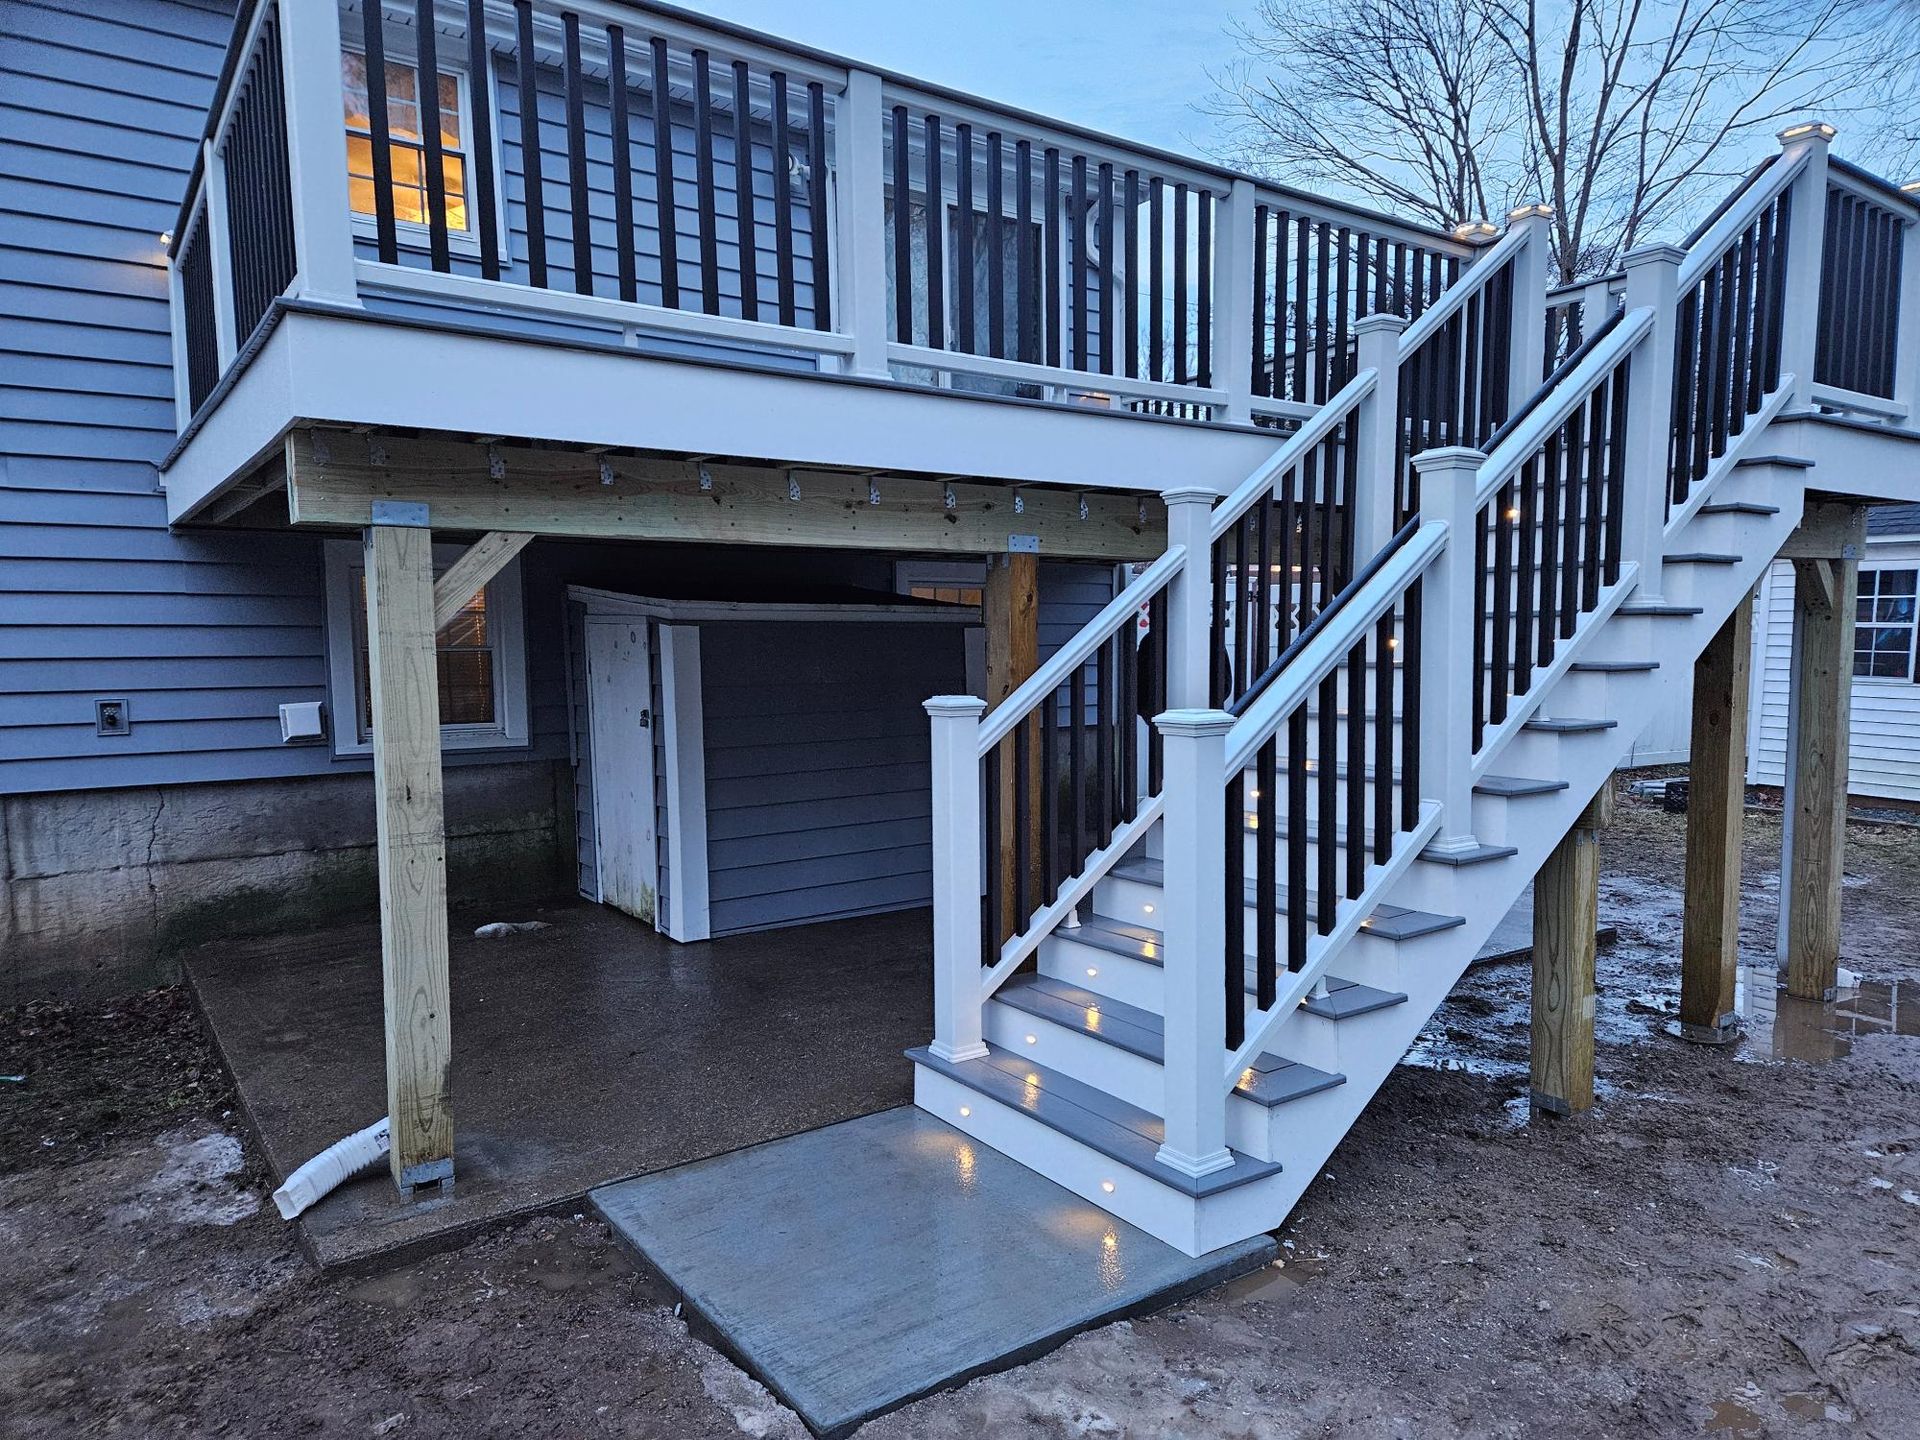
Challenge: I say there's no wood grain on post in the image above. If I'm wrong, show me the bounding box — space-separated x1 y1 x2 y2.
1680 595 1752 1037
1785 552 1858 1000
1531 787 1611 1117
984 551 1041 945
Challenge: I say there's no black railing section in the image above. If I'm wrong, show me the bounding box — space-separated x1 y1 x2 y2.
980 596 1167 959
178 207 220 413
1473 352 1630 751
1815 183 1906 400
1543 281 1621 377
1394 252 1516 522
1253 214 1458 407
355 1 831 326
221 7 295 347
1207 419 1357 713
884 110 1215 387
1220 519 1425 1051
1669 186 1789 512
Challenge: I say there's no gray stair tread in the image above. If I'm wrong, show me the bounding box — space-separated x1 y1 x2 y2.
1523 715 1619 733
1101 865 1462 943
995 974 1363 1107
1734 453 1813 469
1474 774 1571 798
1420 840 1519 865
1570 658 1659 672
1616 601 1704 616
1665 551 1741 563
907 1044 1281 1197
1301 977 1409 1020
1699 501 1781 516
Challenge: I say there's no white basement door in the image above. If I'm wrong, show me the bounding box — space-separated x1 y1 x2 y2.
585 618 658 923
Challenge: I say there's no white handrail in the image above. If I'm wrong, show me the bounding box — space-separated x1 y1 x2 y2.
1677 148 1809 294
1208 368 1378 544
1474 306 1654 503
1395 221 1532 359
975 542 1186 753
1221 521 1447 776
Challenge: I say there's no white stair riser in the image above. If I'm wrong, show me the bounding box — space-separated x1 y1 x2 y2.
986 998 1166 1111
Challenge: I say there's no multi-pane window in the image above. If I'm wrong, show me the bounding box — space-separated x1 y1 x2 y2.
341 49 470 233
352 577 497 737
910 584 984 606
1855 567 1917 680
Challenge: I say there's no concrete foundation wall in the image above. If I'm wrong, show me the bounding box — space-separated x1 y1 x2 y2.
1 760 572 1002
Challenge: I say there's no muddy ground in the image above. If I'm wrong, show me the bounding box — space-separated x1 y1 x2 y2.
4 784 1918 1439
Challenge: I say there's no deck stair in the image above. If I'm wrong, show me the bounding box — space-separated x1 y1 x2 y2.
911 126 1920 1256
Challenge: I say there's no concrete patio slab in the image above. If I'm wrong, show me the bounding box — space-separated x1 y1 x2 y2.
591 1107 1275 1438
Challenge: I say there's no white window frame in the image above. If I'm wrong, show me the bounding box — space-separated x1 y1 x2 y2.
323 537 530 756
1854 563 1920 684
340 35 486 259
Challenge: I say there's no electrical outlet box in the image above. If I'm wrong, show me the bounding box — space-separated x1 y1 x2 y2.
279 700 326 744
95 698 130 737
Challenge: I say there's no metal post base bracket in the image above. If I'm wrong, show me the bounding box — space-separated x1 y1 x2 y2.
398 1156 454 1202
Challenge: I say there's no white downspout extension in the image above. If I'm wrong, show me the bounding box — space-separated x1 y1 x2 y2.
272 1117 391 1220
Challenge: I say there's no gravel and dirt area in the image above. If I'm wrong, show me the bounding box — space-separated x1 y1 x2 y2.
4 781 1918 1438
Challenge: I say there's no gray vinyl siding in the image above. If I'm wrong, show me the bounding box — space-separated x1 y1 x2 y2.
700 622 967 936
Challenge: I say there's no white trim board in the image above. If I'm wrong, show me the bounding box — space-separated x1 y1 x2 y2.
658 624 710 942
564 585 980 624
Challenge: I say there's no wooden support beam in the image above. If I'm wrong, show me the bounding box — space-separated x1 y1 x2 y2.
364 522 455 1195
1783 548 1859 1000
432 530 533 631
1680 594 1753 1041
285 430 1163 561
1531 786 1612 1118
984 551 1041 944
1776 498 1868 562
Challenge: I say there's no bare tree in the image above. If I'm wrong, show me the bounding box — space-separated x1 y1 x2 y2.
1211 0 1918 283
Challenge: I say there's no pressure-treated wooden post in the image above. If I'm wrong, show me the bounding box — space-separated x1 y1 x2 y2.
926 695 989 1062
1679 593 1753 1041
1775 122 1835 408
834 68 890 378
364 517 453 1195
1414 447 1487 853
1154 707 1235 1179
1531 786 1612 1117
1619 243 1684 602
984 549 1040 940
1782 552 1860 999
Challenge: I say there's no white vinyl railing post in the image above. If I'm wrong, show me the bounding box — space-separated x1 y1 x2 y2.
1153 707 1235 1179
834 68 891 379
1620 242 1685 599
1214 178 1258 424
1896 181 1920 418
1162 487 1217 708
1776 122 1836 407
1351 313 1407 558
279 0 361 307
1505 205 1554 412
925 695 989 1062
1414 447 1487 853
202 140 238 366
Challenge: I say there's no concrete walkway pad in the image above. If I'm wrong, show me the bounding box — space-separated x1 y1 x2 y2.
591 1108 1274 1437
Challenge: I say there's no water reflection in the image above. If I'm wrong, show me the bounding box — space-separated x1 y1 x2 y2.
1736 965 1920 1062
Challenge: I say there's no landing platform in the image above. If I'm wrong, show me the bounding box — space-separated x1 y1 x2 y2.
590 1107 1275 1438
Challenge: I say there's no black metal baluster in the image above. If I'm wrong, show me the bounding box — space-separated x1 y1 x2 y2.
1252 205 1270 397
984 743 1003 957
1313 221 1331 402
1013 719 1031 927
514 3 546 287
1536 426 1562 670
1332 225 1350 386
1232 515 1250 706
1372 605 1393 863
1729 223 1755 428
1401 579 1422 830
1286 702 1308 970
561 14 591 293
1173 183 1189 384
1096 162 1114 374
1226 761 1246 1049
1344 638 1365 897
1291 218 1309 401
692 50 720 315
1069 665 1086 865
890 107 911 343
988 135 1006 360
1489 479 1514 725
607 27 637 302
1016 141 1035 364
1556 416 1580 639
650 38 677 309
1039 690 1058 898
465 0 499 279
1471 502 1488 748
730 61 758 320
1604 365 1630 583
1210 537 1230 706
1197 190 1212 387
1146 590 1167 793
1044 149 1062 367
1119 624 1139 822
1070 155 1087 370
923 116 944 349
1255 729 1277 1010
361 2 399 263
806 82 829 328
1582 384 1606 609
956 125 976 353
1149 178 1165 381
415 0 450 271
770 72 795 326
1124 170 1140 380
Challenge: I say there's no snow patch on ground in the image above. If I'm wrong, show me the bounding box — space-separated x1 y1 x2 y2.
106 1128 258 1229
694 1343 807 1439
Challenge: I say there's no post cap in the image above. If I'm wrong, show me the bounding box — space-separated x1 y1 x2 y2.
1450 220 1502 245
1411 445 1488 474
1353 312 1409 336
1778 120 1836 146
1622 241 1688 269
1152 708 1236 738
1159 485 1220 505
1507 202 1554 222
924 695 988 719
1902 180 1920 195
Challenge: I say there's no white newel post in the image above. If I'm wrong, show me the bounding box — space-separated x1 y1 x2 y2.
1214 179 1258 424
203 140 239 366
1775 122 1835 408
1153 708 1235 1178
1351 313 1407 559
834 68 891 378
926 695 989 1062
1505 205 1553 413
279 0 361 307
1896 181 1920 418
1162 487 1217 709
1619 242 1684 600
1414 447 1487 853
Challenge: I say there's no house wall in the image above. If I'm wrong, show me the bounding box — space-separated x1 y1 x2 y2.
1750 539 1920 803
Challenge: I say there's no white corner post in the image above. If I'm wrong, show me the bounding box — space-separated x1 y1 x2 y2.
280 0 361 306
1162 487 1218 709
833 67 890 378
1153 708 1235 1179
1414 447 1487 853
1896 181 1920 418
1619 242 1685 601
1775 122 1836 408
1214 178 1258 425
926 695 989 1062
1351 313 1407 558
1505 205 1554 412
202 139 239 367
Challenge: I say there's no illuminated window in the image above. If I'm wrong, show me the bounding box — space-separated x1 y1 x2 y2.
909 585 984 606
352 576 496 732
1855 567 1917 680
341 48 472 234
